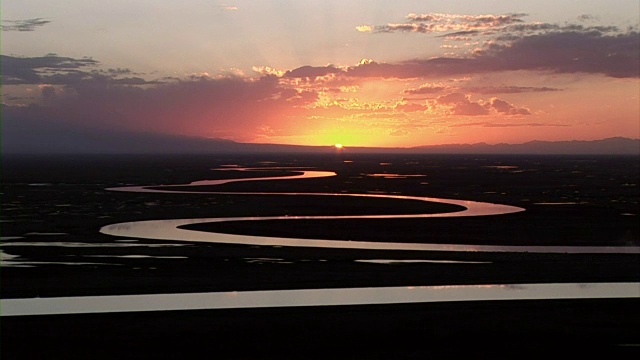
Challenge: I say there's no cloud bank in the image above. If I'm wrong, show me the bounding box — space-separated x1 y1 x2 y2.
1 18 51 32
2 11 638 150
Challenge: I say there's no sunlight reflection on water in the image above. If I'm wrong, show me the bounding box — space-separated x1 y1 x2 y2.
2 282 638 316
3 166 638 316
101 168 638 254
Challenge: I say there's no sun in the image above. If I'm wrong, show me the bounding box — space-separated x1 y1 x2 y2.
334 143 344 149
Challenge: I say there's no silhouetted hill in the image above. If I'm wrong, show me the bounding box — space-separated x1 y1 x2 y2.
407 137 640 155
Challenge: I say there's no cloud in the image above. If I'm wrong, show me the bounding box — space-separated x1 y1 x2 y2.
403 83 448 94
500 23 619 36
406 13 527 27
393 101 429 112
1 55 98 84
437 30 480 39
0 54 162 86
463 86 561 94
361 12 619 38
402 84 560 98
356 12 637 78
283 65 342 79
283 26 639 81
431 93 531 116
451 121 569 128
480 30 639 78
433 93 490 116
363 13 527 34
252 66 286 77
1 18 50 32
348 29 640 79
2 69 318 142
356 25 373 32
489 98 531 115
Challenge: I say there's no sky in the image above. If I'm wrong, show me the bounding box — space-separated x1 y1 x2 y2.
2 0 639 149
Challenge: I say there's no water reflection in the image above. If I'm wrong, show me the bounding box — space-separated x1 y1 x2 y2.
106 169 335 193
4 166 639 316
100 168 640 254
2 282 638 316
101 218 640 253
0 250 119 268
1 241 187 248
355 259 491 264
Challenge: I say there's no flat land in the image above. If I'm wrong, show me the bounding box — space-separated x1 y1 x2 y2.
1 154 639 358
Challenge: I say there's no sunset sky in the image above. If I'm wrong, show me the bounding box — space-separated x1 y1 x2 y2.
2 0 639 149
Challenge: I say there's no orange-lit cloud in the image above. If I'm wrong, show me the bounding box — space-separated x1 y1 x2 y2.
432 93 490 116
462 86 561 94
451 121 569 128
2 11 638 149
360 13 527 34
429 93 531 116
403 83 448 95
489 98 531 115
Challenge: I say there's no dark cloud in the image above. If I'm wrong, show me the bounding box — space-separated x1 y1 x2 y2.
431 93 531 116
437 30 480 38
362 13 619 38
357 12 637 78
283 65 341 79
373 23 436 34
480 30 639 78
284 27 639 81
1 55 98 84
366 13 527 34
3 73 318 142
463 86 561 94
351 29 640 79
489 98 531 115
434 93 490 116
501 23 619 36
0 55 161 86
452 121 568 128
402 84 447 94
40 85 58 104
1 18 50 32
1 94 33 103
111 77 162 85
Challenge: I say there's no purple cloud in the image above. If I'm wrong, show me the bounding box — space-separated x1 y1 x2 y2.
489 98 531 115
3 72 318 142
462 86 561 94
434 93 490 116
431 93 531 116
403 83 447 94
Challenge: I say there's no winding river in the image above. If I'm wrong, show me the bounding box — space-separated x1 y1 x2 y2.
101 168 639 254
3 167 638 317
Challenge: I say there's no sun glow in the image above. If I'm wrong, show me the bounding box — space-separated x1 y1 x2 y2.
334 143 344 149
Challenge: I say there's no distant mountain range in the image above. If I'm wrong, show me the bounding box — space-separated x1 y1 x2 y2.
1 118 638 155
405 137 640 155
